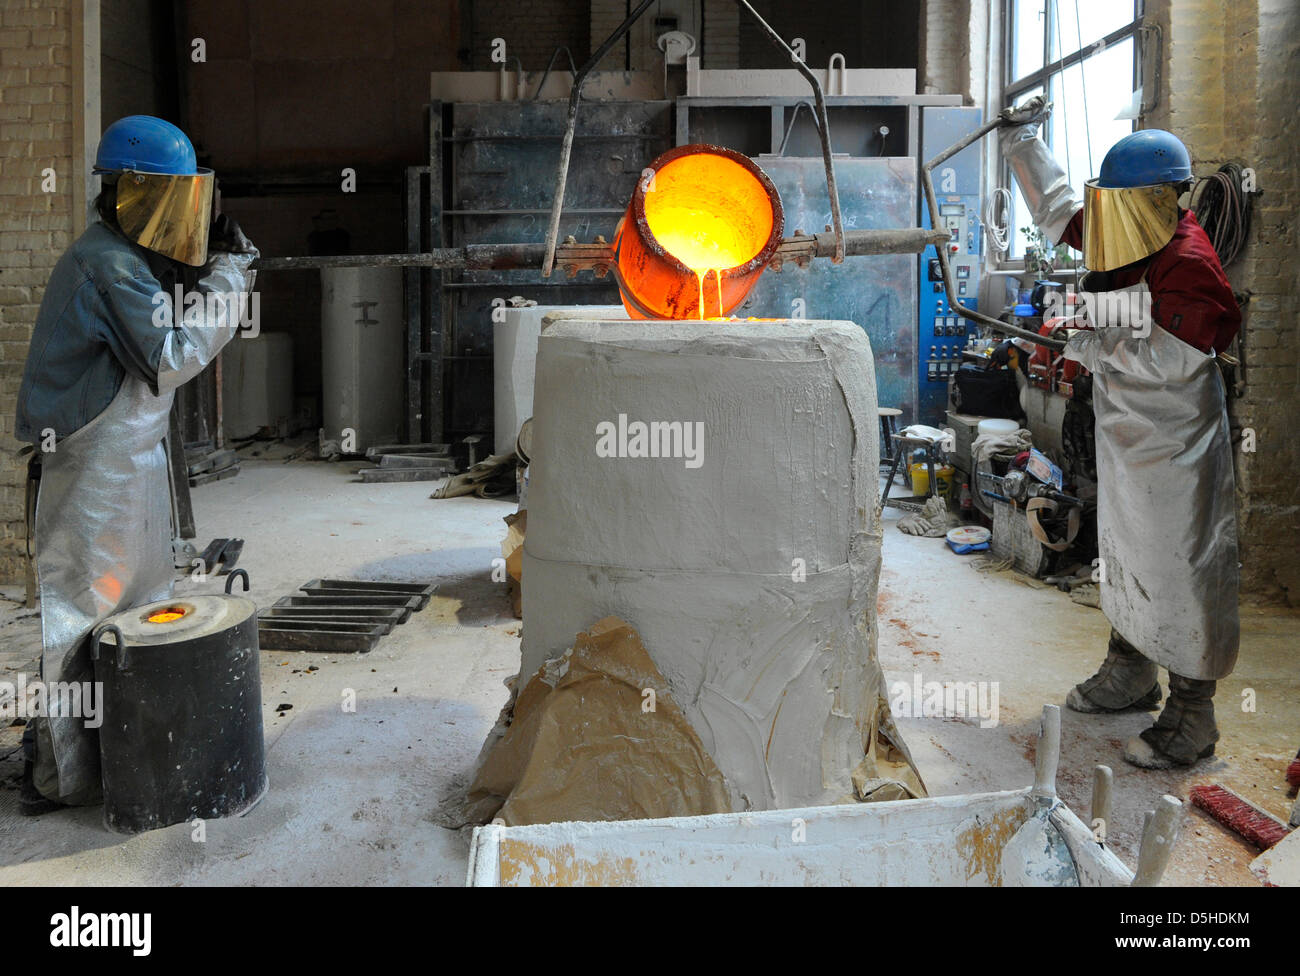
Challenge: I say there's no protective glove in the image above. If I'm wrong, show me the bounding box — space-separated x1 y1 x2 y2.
997 95 1081 245
208 213 256 255
998 93 1051 128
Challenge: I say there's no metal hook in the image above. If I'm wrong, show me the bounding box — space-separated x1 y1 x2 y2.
90 622 129 671
225 568 250 594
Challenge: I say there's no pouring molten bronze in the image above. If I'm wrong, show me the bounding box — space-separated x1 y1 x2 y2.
613 145 784 320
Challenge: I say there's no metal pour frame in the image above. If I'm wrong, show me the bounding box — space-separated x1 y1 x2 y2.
540 0 846 278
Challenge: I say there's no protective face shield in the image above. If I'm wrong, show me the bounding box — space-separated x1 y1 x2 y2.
113 168 215 266
1080 179 1180 272
94 115 215 266
1082 128 1191 272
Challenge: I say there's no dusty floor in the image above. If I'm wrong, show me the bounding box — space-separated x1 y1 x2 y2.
0 454 1294 886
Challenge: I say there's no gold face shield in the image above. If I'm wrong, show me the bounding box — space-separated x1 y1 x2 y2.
1081 180 1180 272
114 169 215 266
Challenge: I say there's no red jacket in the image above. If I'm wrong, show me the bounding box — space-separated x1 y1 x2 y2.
1060 208 1240 354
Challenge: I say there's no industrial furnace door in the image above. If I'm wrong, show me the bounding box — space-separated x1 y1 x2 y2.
738 156 919 421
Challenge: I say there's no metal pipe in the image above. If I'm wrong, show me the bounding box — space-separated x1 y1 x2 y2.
253 229 947 274
777 100 817 157
254 243 549 272
920 116 1067 351
531 46 578 101
736 0 844 263
540 0 658 277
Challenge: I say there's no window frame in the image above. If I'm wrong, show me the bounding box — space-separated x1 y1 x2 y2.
997 0 1144 268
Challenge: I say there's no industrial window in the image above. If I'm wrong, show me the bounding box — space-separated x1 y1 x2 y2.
1001 0 1142 260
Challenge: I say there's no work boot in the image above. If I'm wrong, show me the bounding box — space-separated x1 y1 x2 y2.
1065 630 1162 713
1123 673 1219 769
19 760 65 817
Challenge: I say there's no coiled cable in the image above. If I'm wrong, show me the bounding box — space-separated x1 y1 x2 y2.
1191 162 1253 268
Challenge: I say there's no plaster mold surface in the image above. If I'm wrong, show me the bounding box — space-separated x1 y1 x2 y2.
521 319 921 811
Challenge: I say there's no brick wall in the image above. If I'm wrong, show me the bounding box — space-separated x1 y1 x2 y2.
736 0 918 71
702 0 738 69
466 0 590 71
184 0 463 172
0 0 74 583
1144 0 1300 605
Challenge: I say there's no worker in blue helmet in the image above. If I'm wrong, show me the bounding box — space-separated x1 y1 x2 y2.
16 116 259 814
998 96 1241 770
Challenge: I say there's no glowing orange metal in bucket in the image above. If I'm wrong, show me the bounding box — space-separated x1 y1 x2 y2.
613 144 783 319
146 607 188 624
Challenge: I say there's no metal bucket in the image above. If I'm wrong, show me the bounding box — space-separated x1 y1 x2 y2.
613 144 784 319
90 571 267 834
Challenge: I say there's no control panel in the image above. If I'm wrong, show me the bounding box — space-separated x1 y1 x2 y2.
918 107 983 426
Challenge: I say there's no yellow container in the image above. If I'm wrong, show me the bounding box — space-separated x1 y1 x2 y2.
909 463 956 497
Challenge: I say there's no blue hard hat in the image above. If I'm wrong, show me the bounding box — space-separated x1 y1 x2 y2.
1096 129 1192 188
93 115 198 175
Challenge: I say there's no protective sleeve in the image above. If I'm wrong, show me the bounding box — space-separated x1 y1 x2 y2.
998 125 1083 245
100 246 258 396
1062 283 1206 383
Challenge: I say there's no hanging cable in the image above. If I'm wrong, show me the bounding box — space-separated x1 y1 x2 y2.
1191 162 1253 268
1051 0 1072 187
983 186 1013 257
1071 1 1094 175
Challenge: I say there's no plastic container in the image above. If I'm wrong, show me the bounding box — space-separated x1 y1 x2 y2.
910 462 956 497
977 418 1019 438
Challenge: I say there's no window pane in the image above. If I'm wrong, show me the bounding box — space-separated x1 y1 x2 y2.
1011 0 1047 81
1047 37 1136 190
1050 0 1136 61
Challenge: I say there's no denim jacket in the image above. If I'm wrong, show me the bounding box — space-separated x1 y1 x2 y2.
16 221 184 444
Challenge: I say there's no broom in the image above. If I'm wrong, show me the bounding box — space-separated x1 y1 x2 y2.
1190 783 1291 850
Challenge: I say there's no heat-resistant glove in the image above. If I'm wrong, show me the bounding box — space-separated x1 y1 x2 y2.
208 213 256 255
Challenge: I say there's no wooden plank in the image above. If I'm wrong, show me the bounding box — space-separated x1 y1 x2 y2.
358 466 450 483
376 454 454 469
166 404 196 539
365 442 451 458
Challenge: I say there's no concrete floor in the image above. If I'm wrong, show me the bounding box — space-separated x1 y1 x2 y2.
1 454 1295 886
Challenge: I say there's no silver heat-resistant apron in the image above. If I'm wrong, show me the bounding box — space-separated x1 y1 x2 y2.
1065 286 1240 680
32 246 256 804
34 373 176 803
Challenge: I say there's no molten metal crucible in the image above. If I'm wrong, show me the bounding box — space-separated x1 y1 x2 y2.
613 144 784 320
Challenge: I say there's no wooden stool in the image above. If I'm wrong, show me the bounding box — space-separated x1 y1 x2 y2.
878 408 903 466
